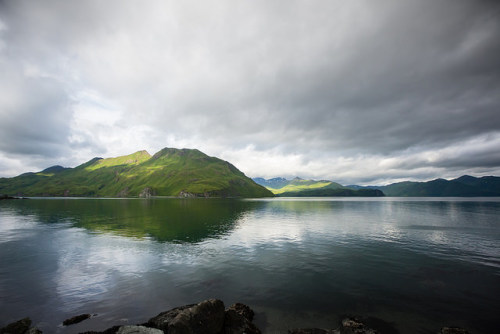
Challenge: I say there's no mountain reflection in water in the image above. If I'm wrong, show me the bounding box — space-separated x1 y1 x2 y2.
0 197 499 334
3 198 263 242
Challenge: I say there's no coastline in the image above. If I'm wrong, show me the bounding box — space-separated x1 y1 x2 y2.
0 299 471 334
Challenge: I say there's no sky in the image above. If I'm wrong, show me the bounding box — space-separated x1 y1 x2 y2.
0 0 499 185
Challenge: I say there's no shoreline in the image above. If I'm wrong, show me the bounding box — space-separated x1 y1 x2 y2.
0 299 471 334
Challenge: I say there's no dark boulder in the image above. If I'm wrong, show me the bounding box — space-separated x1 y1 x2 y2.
223 303 260 334
340 318 378 334
289 329 339 334
79 325 121 334
25 329 42 334
0 318 32 334
146 299 225 334
115 326 163 334
227 303 254 321
63 314 91 326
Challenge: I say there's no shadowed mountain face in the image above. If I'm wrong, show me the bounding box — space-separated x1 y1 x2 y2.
0 148 273 198
255 175 500 197
252 177 289 189
376 175 500 196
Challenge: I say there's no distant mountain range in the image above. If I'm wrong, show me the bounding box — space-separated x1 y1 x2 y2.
0 148 273 198
252 177 384 197
2 148 499 198
373 175 500 196
253 175 500 197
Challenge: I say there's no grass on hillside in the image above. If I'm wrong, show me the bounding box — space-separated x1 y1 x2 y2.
0 148 273 198
269 181 333 194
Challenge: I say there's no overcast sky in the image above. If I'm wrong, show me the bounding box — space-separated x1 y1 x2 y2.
1 0 499 185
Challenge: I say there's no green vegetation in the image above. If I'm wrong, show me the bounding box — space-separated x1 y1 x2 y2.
277 188 384 197
269 178 342 194
254 177 384 197
256 175 500 197
0 148 273 198
2 198 264 243
84 150 151 170
377 175 500 196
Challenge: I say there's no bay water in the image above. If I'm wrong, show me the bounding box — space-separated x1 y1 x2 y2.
0 197 499 333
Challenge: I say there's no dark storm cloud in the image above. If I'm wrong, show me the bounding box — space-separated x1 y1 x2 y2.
0 0 499 182
218 0 500 155
142 0 500 158
0 0 111 170
0 69 71 157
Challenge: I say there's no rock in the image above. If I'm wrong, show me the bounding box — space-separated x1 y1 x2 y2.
63 314 91 326
116 326 163 334
139 187 155 198
0 318 33 334
340 318 378 334
178 191 197 198
145 303 194 331
439 327 469 334
79 325 121 334
223 303 261 334
0 317 32 334
291 317 379 334
289 329 339 334
0 318 42 334
227 303 254 321
146 299 225 334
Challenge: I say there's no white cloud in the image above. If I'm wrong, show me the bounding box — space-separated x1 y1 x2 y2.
0 0 499 183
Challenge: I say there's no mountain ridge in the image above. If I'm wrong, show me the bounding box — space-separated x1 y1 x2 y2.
254 175 500 197
253 177 382 197
0 148 273 198
375 175 500 196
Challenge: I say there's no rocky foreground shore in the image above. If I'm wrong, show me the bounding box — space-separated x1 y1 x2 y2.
0 299 470 334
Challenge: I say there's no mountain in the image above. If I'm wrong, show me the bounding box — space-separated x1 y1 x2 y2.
252 177 289 189
375 175 500 196
254 174 500 197
273 177 345 195
253 177 344 194
277 188 384 197
0 148 273 198
253 177 383 197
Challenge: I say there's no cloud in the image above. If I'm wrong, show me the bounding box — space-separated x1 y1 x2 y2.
0 0 499 183
0 60 72 157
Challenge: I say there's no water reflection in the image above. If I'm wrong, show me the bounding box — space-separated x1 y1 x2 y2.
1 198 263 243
1 198 499 333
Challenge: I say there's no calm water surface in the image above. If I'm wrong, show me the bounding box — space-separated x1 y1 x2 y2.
0 197 499 333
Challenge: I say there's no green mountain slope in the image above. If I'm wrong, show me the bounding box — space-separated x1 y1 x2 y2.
264 177 343 194
253 177 383 197
378 176 500 196
277 188 384 197
0 148 273 198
